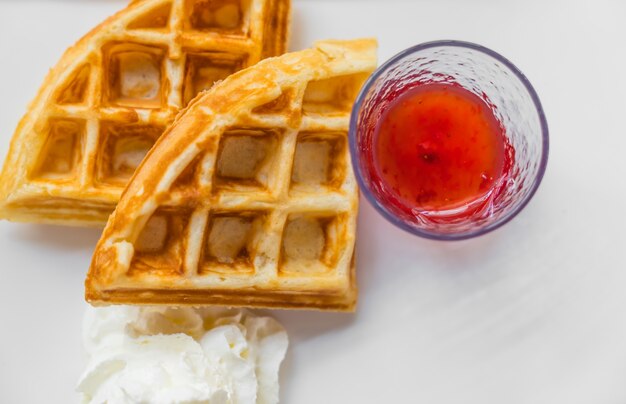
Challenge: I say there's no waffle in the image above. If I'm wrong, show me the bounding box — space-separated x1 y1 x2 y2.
0 0 290 227
85 39 377 311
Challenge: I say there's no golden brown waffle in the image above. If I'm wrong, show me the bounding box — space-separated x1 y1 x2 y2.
0 0 290 226
86 39 377 311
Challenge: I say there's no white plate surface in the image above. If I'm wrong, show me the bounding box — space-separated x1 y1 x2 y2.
1 1 626 403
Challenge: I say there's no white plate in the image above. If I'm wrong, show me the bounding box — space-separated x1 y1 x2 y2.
1 1 626 403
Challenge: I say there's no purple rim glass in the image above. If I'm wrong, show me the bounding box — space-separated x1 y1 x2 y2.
349 40 549 241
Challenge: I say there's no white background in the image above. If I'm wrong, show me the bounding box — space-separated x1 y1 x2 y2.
1 0 626 403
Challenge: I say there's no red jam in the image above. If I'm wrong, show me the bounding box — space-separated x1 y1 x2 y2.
374 83 508 212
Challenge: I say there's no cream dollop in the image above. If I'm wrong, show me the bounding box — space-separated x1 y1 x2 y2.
77 306 288 404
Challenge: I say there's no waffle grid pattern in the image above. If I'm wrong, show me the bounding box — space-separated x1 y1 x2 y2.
133 82 354 281
87 40 378 310
0 0 289 224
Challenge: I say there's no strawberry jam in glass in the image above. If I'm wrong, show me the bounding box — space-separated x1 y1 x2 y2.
350 41 549 240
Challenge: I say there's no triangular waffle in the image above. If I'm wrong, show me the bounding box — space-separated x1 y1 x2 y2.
0 0 289 226
86 39 377 311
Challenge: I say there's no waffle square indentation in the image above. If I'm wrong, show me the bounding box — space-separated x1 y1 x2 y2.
96 121 163 186
130 210 189 276
55 64 91 105
32 119 85 181
199 211 267 275
213 128 279 191
183 52 245 106
290 132 347 191
279 213 345 275
103 43 166 108
185 0 249 34
302 73 371 116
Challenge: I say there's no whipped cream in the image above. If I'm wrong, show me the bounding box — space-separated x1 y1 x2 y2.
77 306 288 404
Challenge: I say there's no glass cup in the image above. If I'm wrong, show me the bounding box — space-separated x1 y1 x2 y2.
350 40 549 240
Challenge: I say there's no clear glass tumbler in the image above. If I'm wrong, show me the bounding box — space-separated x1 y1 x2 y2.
350 40 549 240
